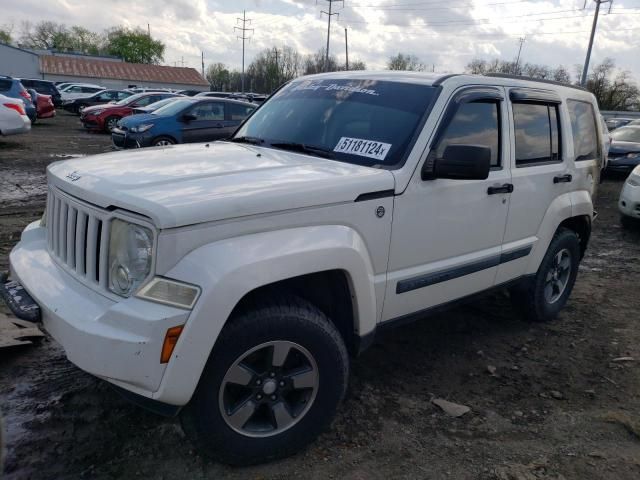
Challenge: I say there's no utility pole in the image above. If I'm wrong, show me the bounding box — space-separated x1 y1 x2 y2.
201 51 205 78
344 27 349 71
581 0 612 86
319 1 343 72
234 10 254 93
273 47 279 91
515 36 525 75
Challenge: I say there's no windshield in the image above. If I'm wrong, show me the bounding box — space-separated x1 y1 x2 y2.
611 127 640 143
152 98 193 115
232 78 438 168
145 97 181 112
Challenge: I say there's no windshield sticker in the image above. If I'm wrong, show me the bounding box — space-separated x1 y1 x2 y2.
292 82 379 96
334 137 392 161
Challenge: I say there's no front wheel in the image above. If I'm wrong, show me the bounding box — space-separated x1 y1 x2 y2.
104 116 119 133
510 228 580 322
152 136 175 147
180 294 349 465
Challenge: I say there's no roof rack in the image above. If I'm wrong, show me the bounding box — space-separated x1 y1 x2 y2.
484 73 588 92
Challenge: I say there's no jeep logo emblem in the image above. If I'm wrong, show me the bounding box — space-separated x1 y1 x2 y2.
376 206 385 218
66 171 81 182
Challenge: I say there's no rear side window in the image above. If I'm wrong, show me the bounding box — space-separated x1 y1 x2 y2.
513 103 561 167
229 103 255 120
0 79 12 91
436 101 501 167
567 100 599 161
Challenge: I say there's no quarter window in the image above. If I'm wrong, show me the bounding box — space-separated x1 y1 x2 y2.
513 103 562 167
567 100 599 161
436 101 501 167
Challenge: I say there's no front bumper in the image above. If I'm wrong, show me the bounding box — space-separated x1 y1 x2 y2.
1 115 31 135
80 113 102 130
111 129 152 149
7 222 190 401
619 181 640 219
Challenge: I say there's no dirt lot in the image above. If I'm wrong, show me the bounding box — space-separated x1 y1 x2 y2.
1 114 639 480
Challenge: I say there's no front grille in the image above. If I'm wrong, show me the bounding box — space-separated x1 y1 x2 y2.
46 187 110 288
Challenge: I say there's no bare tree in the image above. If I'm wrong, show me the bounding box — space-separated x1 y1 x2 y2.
304 47 338 74
0 23 13 44
387 53 425 71
586 58 640 111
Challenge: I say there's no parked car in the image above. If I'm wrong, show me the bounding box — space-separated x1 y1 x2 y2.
131 96 183 115
600 115 611 171
26 89 55 120
17 78 62 107
80 92 181 132
195 91 234 98
0 93 31 135
62 89 133 114
126 87 174 94
606 125 640 174
626 119 640 126
112 97 256 148
60 84 105 101
1 72 603 465
619 165 640 228
0 75 36 123
605 117 634 131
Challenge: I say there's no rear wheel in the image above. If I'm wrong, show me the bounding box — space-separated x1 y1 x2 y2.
104 116 119 133
510 228 580 322
152 136 175 147
180 294 349 465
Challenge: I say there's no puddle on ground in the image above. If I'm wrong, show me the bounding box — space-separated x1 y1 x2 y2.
0 170 47 205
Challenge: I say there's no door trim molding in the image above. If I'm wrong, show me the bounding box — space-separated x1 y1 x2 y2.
395 245 532 294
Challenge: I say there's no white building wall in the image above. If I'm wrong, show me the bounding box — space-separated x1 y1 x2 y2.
0 44 41 79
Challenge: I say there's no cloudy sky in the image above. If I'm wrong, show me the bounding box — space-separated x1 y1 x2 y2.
2 0 640 80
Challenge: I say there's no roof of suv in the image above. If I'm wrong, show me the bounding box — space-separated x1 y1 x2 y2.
300 71 591 96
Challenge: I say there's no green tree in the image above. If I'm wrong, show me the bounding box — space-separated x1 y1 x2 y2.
104 27 164 64
0 24 12 44
206 62 231 91
68 26 102 54
387 53 425 71
20 21 69 49
585 58 640 111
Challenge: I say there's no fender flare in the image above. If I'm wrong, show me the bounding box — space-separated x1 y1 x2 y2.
152 225 377 405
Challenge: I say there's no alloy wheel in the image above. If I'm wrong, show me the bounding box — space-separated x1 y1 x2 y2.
218 340 319 438
544 248 572 304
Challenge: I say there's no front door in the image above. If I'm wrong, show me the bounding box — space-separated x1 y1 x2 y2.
182 101 227 143
382 87 511 322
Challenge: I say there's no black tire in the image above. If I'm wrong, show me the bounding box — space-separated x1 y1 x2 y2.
104 116 119 133
510 227 580 322
151 136 176 147
620 214 639 230
76 104 87 115
180 294 349 465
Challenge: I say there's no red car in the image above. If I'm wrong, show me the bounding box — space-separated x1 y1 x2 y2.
36 93 55 119
80 92 181 132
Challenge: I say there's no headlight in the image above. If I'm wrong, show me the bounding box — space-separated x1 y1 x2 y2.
627 175 640 187
108 219 153 297
130 123 154 133
137 277 200 309
627 152 640 159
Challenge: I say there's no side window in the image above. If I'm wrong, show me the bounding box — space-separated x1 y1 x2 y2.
436 101 501 167
190 102 225 121
117 92 130 100
96 92 111 101
567 100 599 161
133 96 153 107
229 103 255 120
513 103 562 167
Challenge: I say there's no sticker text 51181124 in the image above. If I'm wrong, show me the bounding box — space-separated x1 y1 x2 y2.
333 137 392 161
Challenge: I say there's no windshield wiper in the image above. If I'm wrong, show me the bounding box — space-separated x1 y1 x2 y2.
231 136 265 145
269 142 335 159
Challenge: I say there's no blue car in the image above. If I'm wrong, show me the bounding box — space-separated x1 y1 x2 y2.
0 75 37 123
111 97 256 148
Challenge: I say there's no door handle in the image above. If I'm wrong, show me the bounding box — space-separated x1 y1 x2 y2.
553 174 572 183
487 183 514 195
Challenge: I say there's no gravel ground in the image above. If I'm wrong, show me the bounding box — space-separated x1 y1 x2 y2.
1 114 639 480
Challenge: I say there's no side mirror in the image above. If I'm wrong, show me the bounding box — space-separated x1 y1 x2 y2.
430 144 491 180
181 113 197 122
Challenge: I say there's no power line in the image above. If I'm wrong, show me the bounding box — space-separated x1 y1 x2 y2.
319 0 343 72
234 10 254 93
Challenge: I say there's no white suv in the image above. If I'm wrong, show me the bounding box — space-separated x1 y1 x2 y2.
1 72 603 464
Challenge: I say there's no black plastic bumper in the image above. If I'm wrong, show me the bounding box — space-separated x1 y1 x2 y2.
110 384 182 417
0 273 41 322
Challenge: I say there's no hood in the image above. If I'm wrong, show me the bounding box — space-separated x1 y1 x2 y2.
47 142 395 229
610 141 640 154
119 113 160 127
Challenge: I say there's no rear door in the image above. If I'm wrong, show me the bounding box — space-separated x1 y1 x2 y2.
495 88 573 284
566 99 602 198
182 101 226 142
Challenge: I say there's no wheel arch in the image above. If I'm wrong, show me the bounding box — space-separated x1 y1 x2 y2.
151 134 178 145
557 214 591 258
